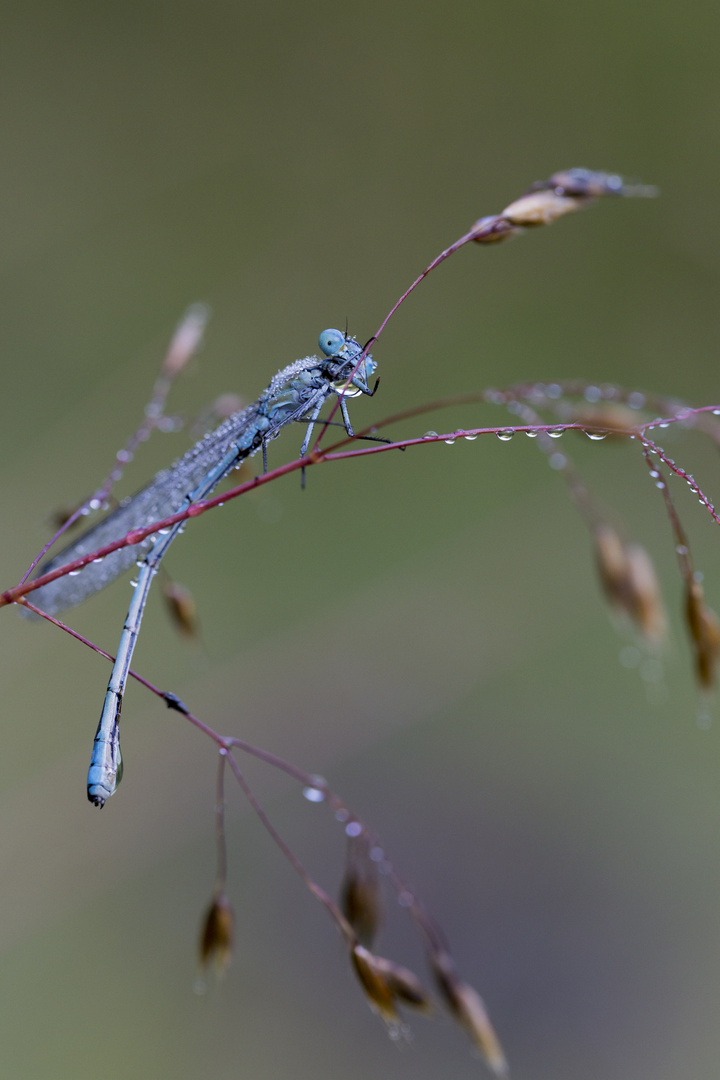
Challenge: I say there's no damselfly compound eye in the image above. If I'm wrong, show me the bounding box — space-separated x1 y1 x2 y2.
319 328 345 356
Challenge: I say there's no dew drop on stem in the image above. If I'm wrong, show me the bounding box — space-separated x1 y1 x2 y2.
302 786 325 803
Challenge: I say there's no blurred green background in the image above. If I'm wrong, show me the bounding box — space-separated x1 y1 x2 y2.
2 1 720 1077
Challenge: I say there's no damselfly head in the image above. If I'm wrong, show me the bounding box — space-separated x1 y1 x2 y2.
320 327 376 386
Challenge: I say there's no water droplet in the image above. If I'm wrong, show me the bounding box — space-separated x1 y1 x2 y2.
89 499 101 511
648 470 659 478
463 432 478 441
546 383 562 399
335 808 350 823
549 452 566 470
525 430 538 438
92 557 105 564
68 569 81 577
676 544 689 556
713 409 720 416
345 821 362 837
628 392 646 410
496 429 514 441
302 786 325 803
369 846 385 862
585 431 607 441
130 579 138 588
547 428 564 439
656 481 665 489
422 430 438 439
694 571 704 583
584 385 602 403
444 436 456 445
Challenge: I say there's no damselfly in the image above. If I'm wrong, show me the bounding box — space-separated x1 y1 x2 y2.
31 329 377 806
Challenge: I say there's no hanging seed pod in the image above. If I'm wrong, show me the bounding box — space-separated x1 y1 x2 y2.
685 578 720 690
340 834 383 948
350 945 401 1027
162 578 200 638
350 944 432 1031
622 543 668 644
430 949 508 1076
371 954 432 1013
162 303 210 378
198 890 235 975
594 524 667 645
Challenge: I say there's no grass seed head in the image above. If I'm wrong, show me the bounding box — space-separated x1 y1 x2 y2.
162 579 200 638
350 945 401 1027
371 955 432 1013
685 578 720 690
501 189 581 227
594 525 667 645
341 836 382 947
198 891 235 976
430 950 508 1076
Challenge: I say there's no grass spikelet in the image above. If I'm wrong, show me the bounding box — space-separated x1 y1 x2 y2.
198 890 235 976
685 578 720 690
430 950 508 1076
